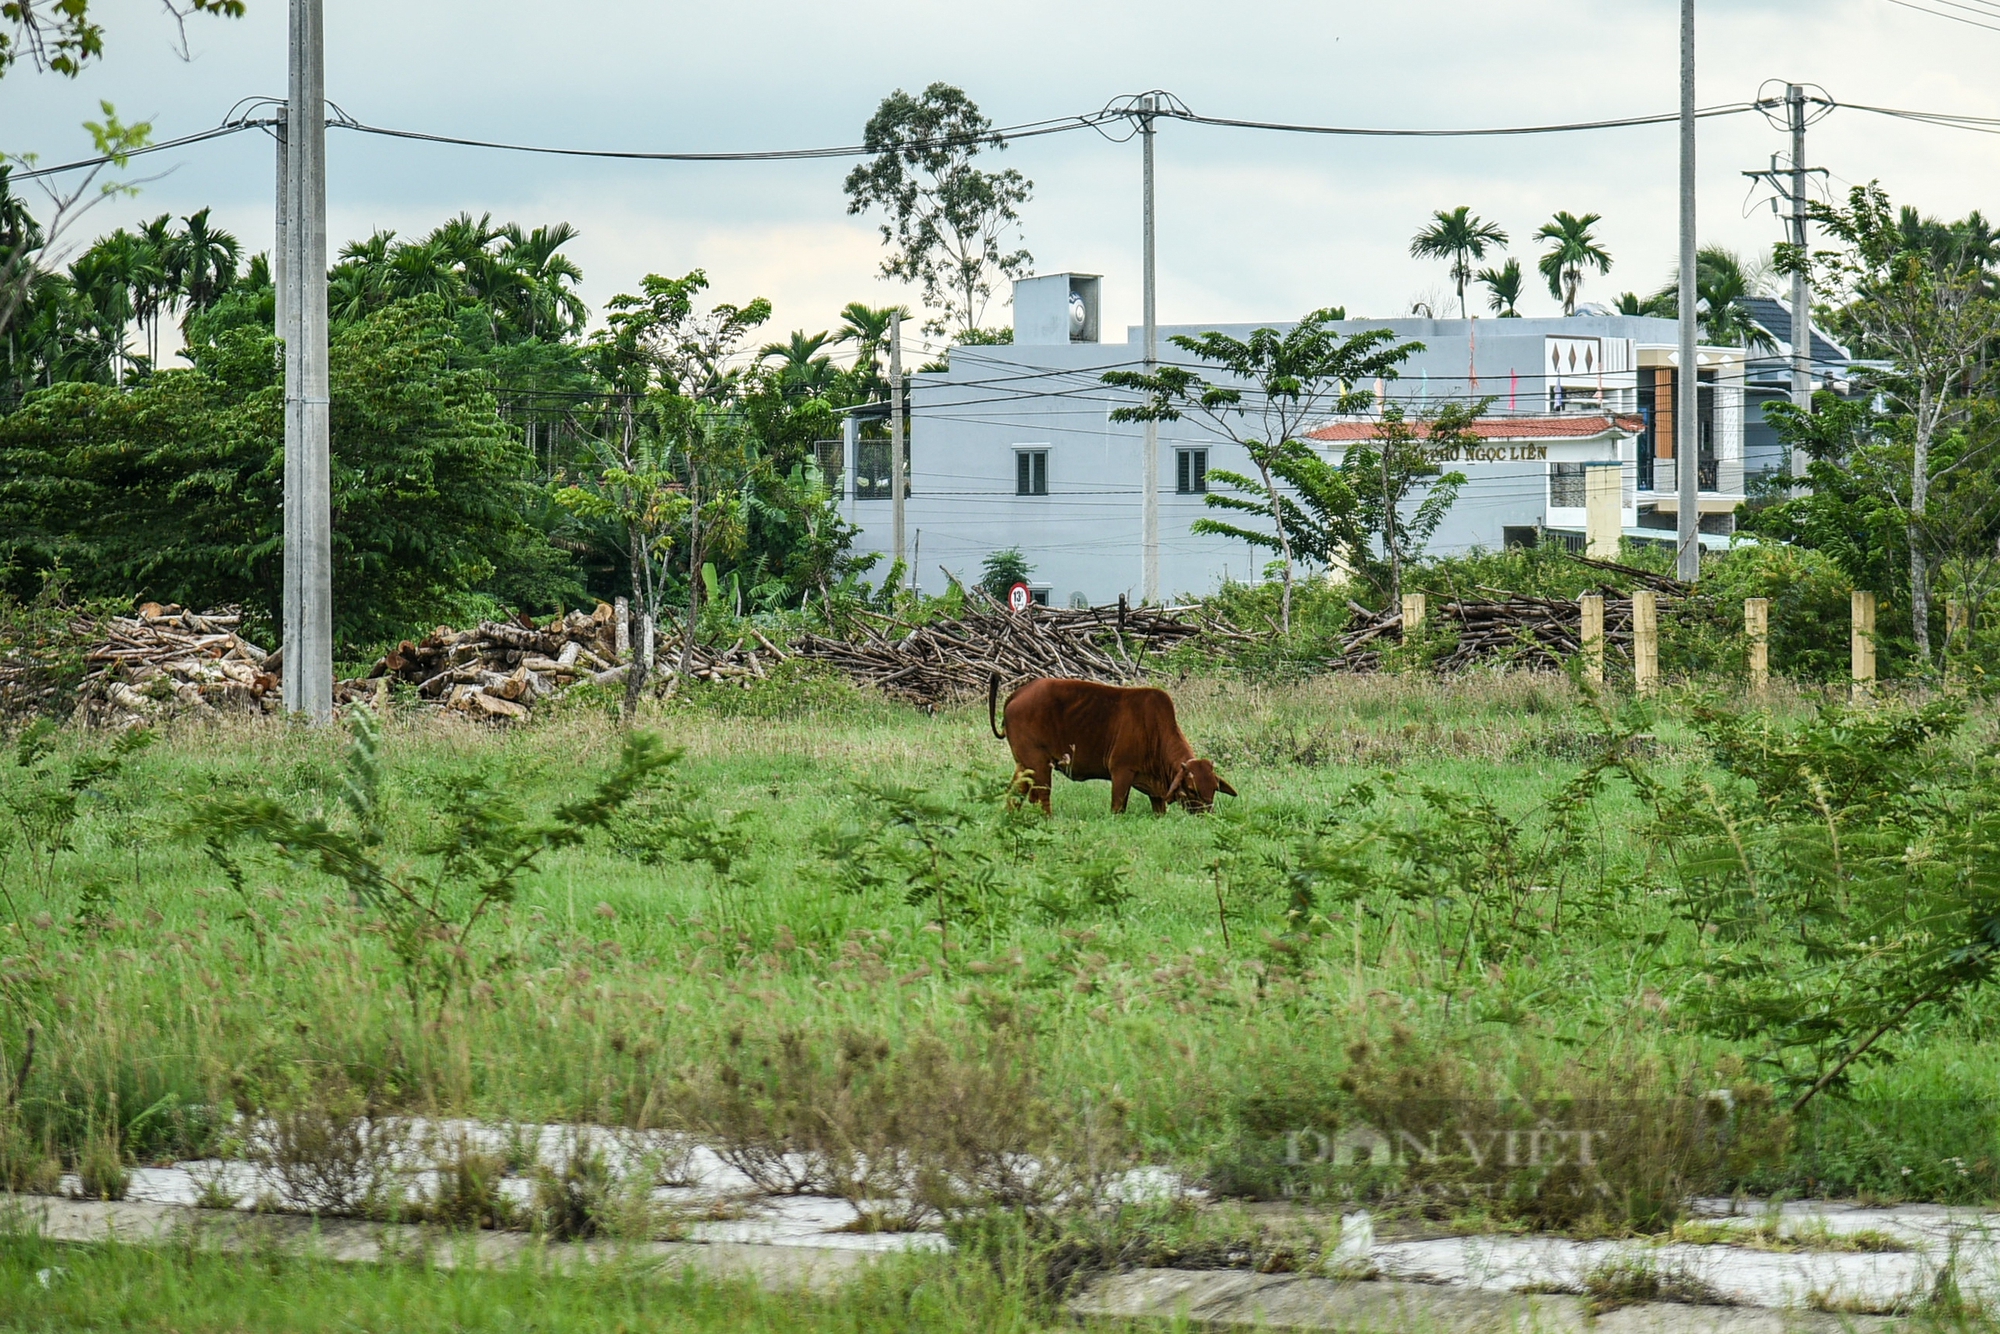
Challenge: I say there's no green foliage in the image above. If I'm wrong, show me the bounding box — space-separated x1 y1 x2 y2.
978 547 1032 599
193 709 676 1016
844 83 1032 338
0 299 576 647
1535 210 1613 315
0 0 242 80
0 718 151 920
1624 698 2000 1108
1106 310 1418 628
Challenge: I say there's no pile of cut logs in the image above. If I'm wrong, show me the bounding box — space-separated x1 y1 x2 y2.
1330 593 1666 673
73 604 282 727
790 601 1209 707
356 605 790 718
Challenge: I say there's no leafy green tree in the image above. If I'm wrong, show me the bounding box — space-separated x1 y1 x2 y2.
1477 257 1524 317
1 0 243 80
0 298 571 647
1781 183 2000 662
1104 311 1418 629
1535 211 1612 315
836 301 901 402
979 547 1032 600
759 329 837 401
1192 440 1360 577
1339 402 1477 605
844 83 1032 338
1409 207 1508 320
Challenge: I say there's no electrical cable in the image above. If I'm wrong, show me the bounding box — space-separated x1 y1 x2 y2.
8 121 263 180
1877 0 2000 32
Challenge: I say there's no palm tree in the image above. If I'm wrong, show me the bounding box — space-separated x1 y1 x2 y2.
495 222 586 339
1476 258 1525 317
170 207 240 334
1534 211 1613 315
834 301 901 400
1409 208 1509 319
133 214 176 368
759 329 836 399
329 231 396 323
1646 247 1777 351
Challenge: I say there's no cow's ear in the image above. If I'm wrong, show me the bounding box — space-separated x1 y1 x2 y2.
1216 775 1239 797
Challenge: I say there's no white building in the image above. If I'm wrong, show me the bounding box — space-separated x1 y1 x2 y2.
834 275 1747 606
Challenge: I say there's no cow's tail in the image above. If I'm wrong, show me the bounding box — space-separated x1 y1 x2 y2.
988 673 1007 739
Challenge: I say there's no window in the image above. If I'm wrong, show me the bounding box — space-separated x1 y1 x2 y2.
855 438 907 500
1016 449 1048 496
1550 462 1587 508
1176 448 1208 494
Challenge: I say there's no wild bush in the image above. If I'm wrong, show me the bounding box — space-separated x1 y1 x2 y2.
417 1128 518 1230
193 707 675 1016
1623 697 2000 1110
246 1068 409 1217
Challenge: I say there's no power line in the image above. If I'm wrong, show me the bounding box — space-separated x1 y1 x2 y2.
1878 0 2000 32
8 122 262 181
1175 101 1764 139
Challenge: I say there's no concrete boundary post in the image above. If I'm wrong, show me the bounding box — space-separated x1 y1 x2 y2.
1579 594 1605 686
1632 591 1659 696
1401 593 1426 637
1851 591 1876 701
1744 597 1769 700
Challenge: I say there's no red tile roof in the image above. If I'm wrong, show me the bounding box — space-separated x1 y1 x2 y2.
1306 414 1644 442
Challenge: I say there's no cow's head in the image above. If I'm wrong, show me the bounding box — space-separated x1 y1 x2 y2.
1166 757 1238 813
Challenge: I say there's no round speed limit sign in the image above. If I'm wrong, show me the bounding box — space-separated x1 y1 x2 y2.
1007 582 1032 613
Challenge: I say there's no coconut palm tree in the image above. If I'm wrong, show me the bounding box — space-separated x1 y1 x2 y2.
1476 257 1525 317
1646 246 1777 351
1409 207 1509 319
1534 211 1613 316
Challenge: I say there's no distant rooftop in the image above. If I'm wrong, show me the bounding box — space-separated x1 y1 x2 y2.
1307 413 1642 443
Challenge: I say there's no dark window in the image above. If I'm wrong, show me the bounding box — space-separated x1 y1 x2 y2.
1636 367 1656 492
855 437 908 500
1016 450 1048 496
1176 448 1208 494
1029 588 1050 606
1503 526 1539 550
1550 462 1587 508
1697 369 1718 490
812 439 844 497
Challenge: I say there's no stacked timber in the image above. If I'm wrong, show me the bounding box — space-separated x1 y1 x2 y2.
357 605 786 718
74 604 281 727
1332 593 1665 673
790 602 1208 707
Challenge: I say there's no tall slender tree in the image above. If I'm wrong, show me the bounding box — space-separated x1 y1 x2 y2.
1535 211 1613 315
1409 207 1508 319
1477 257 1524 317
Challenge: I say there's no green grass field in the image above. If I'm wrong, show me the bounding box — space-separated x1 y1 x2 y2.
4 668 2000 1231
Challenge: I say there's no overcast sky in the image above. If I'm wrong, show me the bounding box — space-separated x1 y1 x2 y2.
6 0 1999 364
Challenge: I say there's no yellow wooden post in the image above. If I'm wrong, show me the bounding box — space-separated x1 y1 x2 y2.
1579 594 1605 686
1851 591 1876 701
1632 591 1659 696
1401 592 1426 636
1744 597 1770 700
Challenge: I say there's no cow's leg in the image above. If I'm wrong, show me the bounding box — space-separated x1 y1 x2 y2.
1111 774 1132 814
1149 791 1168 815
1031 762 1054 815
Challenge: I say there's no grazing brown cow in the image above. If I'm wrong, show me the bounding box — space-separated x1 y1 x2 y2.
989 675 1237 815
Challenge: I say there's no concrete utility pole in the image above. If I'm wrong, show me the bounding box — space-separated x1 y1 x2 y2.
1788 82 1811 422
1675 0 1701 583
1140 94 1160 605
888 310 906 575
281 0 332 720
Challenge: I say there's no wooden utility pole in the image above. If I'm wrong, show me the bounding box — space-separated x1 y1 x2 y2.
1632 590 1660 696
1675 0 1701 584
1744 597 1770 700
281 0 332 721
889 312 906 577
1579 593 1605 686
1584 463 1621 560
1400 592 1426 636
